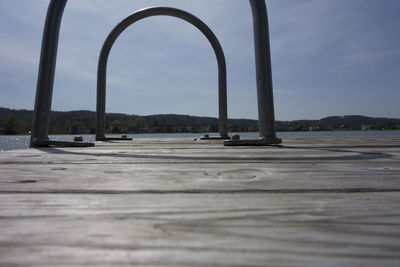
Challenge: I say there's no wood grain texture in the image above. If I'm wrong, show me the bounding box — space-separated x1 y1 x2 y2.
1 136 400 266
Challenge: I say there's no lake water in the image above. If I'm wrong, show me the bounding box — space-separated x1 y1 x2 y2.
1 131 400 152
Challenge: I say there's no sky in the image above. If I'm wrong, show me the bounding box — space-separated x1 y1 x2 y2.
0 0 399 121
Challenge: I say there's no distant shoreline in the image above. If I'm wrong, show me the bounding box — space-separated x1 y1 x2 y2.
1 107 399 135
3 128 400 137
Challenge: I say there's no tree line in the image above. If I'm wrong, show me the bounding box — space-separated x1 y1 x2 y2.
1 107 399 135
0 108 258 135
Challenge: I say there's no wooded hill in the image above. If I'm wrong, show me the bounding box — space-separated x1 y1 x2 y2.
0 107 399 135
0 108 258 135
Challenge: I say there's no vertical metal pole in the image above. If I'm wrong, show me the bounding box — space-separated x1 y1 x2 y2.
218 57 228 139
31 0 68 147
96 42 109 141
249 0 281 143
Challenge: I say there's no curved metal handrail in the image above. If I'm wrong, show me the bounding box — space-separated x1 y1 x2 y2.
96 7 228 141
30 0 281 147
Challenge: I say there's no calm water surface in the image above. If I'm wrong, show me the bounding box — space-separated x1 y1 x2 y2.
1 131 400 152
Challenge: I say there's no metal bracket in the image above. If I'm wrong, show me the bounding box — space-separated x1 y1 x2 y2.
224 137 281 146
200 134 230 140
97 136 133 141
32 139 94 148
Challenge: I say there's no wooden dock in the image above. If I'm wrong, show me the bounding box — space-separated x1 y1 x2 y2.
1 136 400 266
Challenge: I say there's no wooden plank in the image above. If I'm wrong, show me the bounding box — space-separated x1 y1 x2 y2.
1 193 400 266
1 137 399 193
1 162 400 193
1 136 400 266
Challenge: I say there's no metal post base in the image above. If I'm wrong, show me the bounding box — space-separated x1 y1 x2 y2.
96 136 133 141
224 137 281 146
31 140 95 148
104 137 133 141
200 134 230 140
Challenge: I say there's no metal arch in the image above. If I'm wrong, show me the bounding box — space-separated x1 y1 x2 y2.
96 7 228 141
30 0 281 147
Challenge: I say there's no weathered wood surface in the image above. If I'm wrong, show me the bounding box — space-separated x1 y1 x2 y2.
1 136 400 266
